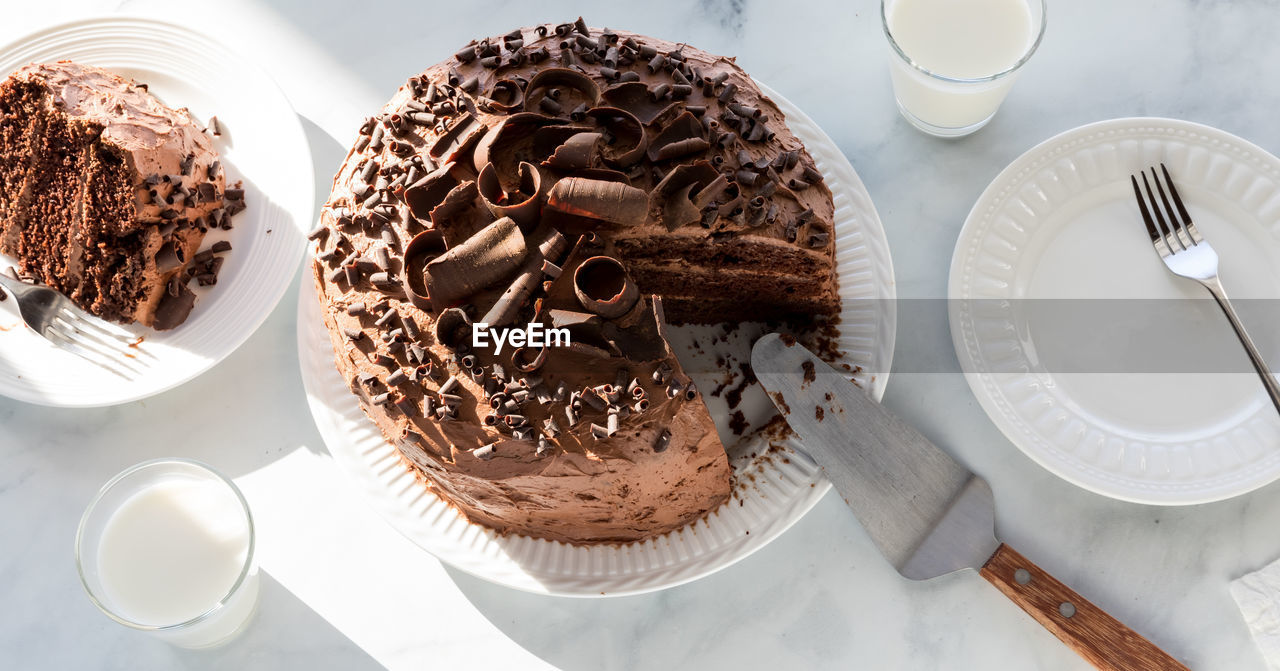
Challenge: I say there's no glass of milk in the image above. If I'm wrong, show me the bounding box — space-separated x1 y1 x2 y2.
75 459 259 649
882 0 1047 137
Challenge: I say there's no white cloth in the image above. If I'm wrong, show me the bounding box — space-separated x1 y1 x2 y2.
1232 558 1280 671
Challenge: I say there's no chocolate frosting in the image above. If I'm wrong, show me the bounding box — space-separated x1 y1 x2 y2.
4 62 226 328
313 22 837 544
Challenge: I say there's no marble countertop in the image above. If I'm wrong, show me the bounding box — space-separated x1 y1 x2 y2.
3 1 1279 669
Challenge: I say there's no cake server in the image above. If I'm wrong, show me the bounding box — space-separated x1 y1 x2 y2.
751 333 1188 671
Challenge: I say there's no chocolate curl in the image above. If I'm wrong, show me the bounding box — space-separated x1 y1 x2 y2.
647 111 710 163
546 309 621 358
480 267 539 327
434 309 472 350
403 161 461 221
472 112 561 183
481 222 568 327
530 224 570 262
477 161 545 228
425 217 528 309
599 82 681 125
583 107 647 167
488 79 525 113
692 174 730 210
581 387 608 411
429 113 487 164
572 168 632 184
524 68 600 118
542 132 601 170
428 180 488 232
573 256 640 319
648 161 719 231
546 178 647 226
512 345 547 372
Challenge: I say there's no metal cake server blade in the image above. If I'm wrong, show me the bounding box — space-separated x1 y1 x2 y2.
751 334 1188 671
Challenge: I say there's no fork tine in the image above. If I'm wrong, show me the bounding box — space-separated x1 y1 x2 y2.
56 307 153 360
1152 167 1194 248
51 315 148 369
1160 163 1202 243
57 308 137 344
48 319 144 372
1142 171 1185 252
1131 175 1162 244
44 326 138 379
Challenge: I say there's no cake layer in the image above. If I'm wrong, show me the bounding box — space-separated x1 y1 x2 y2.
626 261 835 323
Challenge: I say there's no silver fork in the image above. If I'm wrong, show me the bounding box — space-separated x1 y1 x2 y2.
1131 163 1280 415
0 272 149 379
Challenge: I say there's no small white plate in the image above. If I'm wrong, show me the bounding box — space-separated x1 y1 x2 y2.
297 82 897 596
950 117 1280 505
0 18 313 407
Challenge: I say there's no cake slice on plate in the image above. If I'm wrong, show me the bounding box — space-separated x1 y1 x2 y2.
0 61 236 329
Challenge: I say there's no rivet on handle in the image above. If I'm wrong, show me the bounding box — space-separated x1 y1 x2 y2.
1059 602 1076 618
1014 568 1031 585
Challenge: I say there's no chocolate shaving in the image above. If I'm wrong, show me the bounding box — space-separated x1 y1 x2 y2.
488 79 525 113
428 181 488 232
394 394 416 416
600 82 680 126
481 266 540 327
403 162 462 221
481 223 569 326
545 177 647 226
435 308 472 348
400 230 447 311
425 216 528 309
647 111 709 162
477 161 545 227
524 68 600 119
513 345 548 372
472 113 562 187
429 113 487 164
584 107 647 167
572 255 639 319
648 161 719 231
692 174 730 210
542 132 601 170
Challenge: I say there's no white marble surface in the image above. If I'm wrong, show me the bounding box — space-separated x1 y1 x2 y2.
2 1 1279 668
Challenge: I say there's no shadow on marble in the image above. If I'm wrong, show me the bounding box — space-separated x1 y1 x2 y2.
153 571 382 671
436 491 923 671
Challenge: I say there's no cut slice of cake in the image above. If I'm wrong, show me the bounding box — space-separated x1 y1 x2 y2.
0 61 232 329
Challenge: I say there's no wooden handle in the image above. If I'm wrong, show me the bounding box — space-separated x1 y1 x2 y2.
980 544 1189 671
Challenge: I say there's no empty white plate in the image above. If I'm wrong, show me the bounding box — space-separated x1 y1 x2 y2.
950 117 1280 504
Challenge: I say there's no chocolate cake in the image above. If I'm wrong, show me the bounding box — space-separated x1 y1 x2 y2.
0 61 237 329
313 20 839 544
